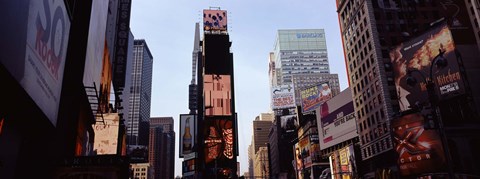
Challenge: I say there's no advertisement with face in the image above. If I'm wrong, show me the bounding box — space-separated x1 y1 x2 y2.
390 24 465 111
180 114 196 158
301 82 332 113
271 85 296 110
280 114 299 133
392 112 446 176
93 113 120 155
203 10 227 32
21 0 70 126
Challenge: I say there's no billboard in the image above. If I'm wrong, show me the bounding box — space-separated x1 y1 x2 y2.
280 114 298 133
203 119 235 177
271 85 296 110
204 74 232 116
330 145 357 178
390 24 465 111
180 114 196 158
203 10 227 32
316 88 357 149
182 159 195 176
93 113 120 155
391 112 446 176
5 0 70 126
301 82 333 113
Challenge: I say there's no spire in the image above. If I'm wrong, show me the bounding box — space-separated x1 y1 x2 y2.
193 22 200 52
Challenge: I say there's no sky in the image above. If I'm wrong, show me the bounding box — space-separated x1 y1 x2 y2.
130 0 348 177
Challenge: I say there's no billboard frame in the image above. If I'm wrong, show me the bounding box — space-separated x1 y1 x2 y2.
179 114 197 158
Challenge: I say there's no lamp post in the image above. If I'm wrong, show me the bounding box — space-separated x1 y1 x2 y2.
405 49 455 179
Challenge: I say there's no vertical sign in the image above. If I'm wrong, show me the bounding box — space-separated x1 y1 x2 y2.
113 0 132 89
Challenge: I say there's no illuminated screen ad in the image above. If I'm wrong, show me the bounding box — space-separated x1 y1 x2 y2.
204 74 232 116
203 119 235 177
203 10 227 32
180 114 196 157
392 112 446 176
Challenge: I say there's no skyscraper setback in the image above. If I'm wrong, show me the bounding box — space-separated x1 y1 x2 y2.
127 39 154 147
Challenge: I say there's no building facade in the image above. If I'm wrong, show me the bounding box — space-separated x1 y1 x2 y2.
131 163 151 179
254 147 270 179
272 29 330 85
127 39 154 146
336 0 480 177
149 117 175 179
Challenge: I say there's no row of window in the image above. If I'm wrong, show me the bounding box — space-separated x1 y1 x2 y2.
361 135 392 160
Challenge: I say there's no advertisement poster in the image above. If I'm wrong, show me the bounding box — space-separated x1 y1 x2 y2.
301 82 332 113
203 10 227 32
180 114 196 158
390 24 465 111
280 114 298 133
271 85 296 109
203 119 234 164
93 113 120 155
392 112 446 176
23 0 70 125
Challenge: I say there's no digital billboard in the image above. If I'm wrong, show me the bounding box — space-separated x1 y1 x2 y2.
204 74 232 116
390 24 465 111
280 114 298 133
316 88 357 149
14 0 70 126
271 85 296 110
180 114 196 158
93 113 120 155
301 82 333 113
203 10 227 32
391 112 446 176
203 119 235 177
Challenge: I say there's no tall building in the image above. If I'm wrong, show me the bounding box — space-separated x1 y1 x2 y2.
252 114 273 154
272 29 330 85
254 147 270 179
127 39 154 146
336 0 480 177
248 143 255 178
189 23 201 114
149 117 175 179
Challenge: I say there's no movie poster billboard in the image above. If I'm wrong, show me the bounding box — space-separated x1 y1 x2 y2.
93 113 120 155
330 145 357 178
180 114 196 158
11 0 70 126
317 88 357 149
392 112 446 176
390 24 465 111
271 85 296 110
280 114 299 133
203 10 228 32
203 119 235 177
301 82 333 113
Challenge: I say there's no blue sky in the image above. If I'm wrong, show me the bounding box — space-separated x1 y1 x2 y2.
130 0 348 176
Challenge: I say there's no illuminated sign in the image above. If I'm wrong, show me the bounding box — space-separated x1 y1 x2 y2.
301 82 332 113
180 114 196 158
392 112 446 176
203 10 228 32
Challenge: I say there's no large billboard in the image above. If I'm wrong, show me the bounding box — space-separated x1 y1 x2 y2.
0 0 71 126
330 145 358 179
203 119 235 176
390 24 465 111
271 85 296 110
301 82 333 113
204 74 232 116
179 114 196 158
316 88 357 150
391 112 446 176
93 113 120 155
203 10 227 32
280 114 298 133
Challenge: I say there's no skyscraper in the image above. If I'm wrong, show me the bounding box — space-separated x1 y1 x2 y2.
149 117 175 179
189 23 201 114
336 0 480 177
127 39 153 146
272 29 331 85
